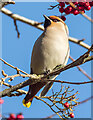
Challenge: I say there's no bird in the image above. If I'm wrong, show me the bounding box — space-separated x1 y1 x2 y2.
22 15 70 108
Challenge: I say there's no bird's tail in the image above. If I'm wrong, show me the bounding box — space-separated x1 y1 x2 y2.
22 82 46 108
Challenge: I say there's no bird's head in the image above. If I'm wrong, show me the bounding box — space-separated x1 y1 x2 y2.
43 15 69 35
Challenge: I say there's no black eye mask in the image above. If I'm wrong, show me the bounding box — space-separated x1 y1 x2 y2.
44 19 51 28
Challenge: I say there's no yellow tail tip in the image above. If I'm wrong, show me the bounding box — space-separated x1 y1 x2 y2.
22 99 31 108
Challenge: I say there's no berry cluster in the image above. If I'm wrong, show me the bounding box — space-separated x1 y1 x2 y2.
7 113 24 120
59 2 93 21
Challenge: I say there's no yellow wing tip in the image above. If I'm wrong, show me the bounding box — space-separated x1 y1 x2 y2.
22 99 31 108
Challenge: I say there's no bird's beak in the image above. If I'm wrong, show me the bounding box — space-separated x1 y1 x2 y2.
43 15 52 29
43 15 51 21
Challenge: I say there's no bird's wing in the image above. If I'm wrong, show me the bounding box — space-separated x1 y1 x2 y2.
39 81 53 97
39 75 58 97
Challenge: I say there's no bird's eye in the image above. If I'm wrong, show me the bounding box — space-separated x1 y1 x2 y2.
53 19 58 22
53 19 59 22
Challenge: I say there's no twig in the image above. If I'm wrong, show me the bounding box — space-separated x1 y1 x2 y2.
14 19 20 38
2 1 15 5
69 37 91 50
2 82 27 94
69 56 92 80
69 2 93 23
79 96 93 104
1 7 44 31
1 73 37 82
0 58 28 75
48 4 59 10
35 96 63 119
37 86 79 119
44 95 93 119
0 0 15 9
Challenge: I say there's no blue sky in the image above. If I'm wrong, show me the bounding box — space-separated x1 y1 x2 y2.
1 2 92 118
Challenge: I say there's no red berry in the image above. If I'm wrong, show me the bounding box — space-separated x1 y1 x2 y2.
77 5 84 11
0 98 4 104
84 2 90 7
10 114 16 119
69 113 74 118
85 5 91 10
67 6 73 12
59 2 65 7
73 9 79 15
81 10 85 13
61 16 66 21
64 8 70 14
64 102 69 108
59 7 64 13
89 2 93 6
16 113 24 119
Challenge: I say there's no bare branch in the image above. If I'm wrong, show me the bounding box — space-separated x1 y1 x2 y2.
69 37 91 50
2 82 27 94
14 19 20 38
0 58 28 75
69 56 92 80
36 96 63 119
48 4 59 10
36 86 79 119
79 96 93 104
0 0 15 9
1 7 44 31
43 95 93 119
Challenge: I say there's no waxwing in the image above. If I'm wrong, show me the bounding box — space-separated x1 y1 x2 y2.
23 15 70 108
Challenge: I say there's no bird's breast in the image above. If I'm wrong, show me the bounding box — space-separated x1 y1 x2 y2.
31 30 69 75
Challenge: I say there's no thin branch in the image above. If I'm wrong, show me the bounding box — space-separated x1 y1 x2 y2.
69 37 91 50
1 0 15 5
69 56 92 80
0 0 15 9
0 58 28 75
48 4 59 10
1 7 44 31
35 96 63 119
79 96 93 104
2 82 27 95
44 95 93 119
14 19 20 38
